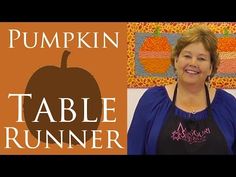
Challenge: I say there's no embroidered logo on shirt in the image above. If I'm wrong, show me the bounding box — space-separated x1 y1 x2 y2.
171 122 211 144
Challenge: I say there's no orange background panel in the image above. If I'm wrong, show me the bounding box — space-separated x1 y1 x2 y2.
0 22 127 154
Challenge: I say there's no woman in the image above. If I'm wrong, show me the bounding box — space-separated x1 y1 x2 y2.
128 26 236 154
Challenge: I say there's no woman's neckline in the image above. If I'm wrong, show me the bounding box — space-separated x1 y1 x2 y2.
163 84 218 115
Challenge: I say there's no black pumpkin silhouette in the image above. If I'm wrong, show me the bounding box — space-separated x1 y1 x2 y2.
23 50 102 145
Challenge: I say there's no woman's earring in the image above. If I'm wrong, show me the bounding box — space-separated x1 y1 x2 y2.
174 71 178 81
206 75 211 86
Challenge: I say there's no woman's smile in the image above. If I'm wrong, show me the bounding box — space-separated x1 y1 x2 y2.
184 67 200 75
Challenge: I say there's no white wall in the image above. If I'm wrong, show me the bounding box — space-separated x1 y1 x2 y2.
127 88 236 131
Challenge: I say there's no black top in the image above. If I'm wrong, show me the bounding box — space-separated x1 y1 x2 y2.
156 84 229 154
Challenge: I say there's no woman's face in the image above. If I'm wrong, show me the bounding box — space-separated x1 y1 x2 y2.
175 42 212 85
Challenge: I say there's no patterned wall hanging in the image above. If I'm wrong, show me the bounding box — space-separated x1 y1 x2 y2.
127 22 236 89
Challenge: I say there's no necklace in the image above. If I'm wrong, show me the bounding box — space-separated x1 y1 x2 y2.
188 106 197 119
190 106 197 114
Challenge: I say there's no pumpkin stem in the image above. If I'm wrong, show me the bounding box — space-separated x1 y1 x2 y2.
223 28 230 37
154 27 160 37
61 50 71 69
